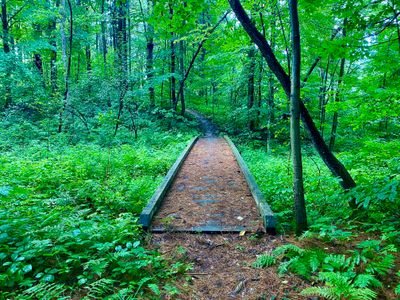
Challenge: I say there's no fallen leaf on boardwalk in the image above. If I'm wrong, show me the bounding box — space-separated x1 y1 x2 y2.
239 230 246 236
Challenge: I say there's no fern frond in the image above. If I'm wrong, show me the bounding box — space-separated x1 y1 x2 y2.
324 254 355 272
395 283 400 295
353 274 382 288
23 283 69 300
85 278 115 298
252 254 276 268
365 254 395 275
301 286 339 300
272 244 304 257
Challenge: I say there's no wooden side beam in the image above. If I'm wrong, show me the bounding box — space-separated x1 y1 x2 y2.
139 136 199 229
224 136 276 234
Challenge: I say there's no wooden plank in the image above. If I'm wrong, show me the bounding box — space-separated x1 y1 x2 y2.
151 225 248 234
139 136 199 229
224 136 276 234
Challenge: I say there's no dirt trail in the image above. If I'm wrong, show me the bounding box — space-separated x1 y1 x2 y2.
186 109 219 138
149 111 304 299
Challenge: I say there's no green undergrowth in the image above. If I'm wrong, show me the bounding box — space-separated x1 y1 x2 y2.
0 117 197 298
240 138 400 299
253 240 399 299
239 139 400 242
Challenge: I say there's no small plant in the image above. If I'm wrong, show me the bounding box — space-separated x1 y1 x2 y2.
252 254 276 268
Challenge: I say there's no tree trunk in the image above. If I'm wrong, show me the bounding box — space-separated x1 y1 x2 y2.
247 46 256 130
329 57 345 151
33 24 44 81
47 0 58 96
319 57 330 137
170 37 177 110
228 0 357 195
114 0 129 137
101 0 107 68
58 0 73 133
1 0 11 108
178 40 186 115
329 19 347 151
289 0 307 235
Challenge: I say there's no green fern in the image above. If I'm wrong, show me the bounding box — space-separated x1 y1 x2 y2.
353 274 382 288
365 254 395 275
301 285 377 300
84 278 115 298
302 272 377 300
272 244 304 257
22 283 69 300
324 254 355 273
252 254 276 268
395 271 400 295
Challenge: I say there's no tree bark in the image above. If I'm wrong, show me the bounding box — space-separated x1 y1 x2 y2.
289 0 307 235
100 0 107 68
47 0 58 96
169 3 177 110
1 0 11 108
228 0 357 194
58 0 73 133
329 19 348 151
247 46 256 130
178 40 186 115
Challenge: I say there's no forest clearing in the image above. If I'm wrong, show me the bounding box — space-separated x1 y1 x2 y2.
0 0 399 299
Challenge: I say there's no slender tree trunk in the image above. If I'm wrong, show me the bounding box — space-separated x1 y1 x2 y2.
247 46 256 130
178 40 186 115
228 0 357 197
170 37 177 110
319 57 330 137
289 0 307 235
47 0 58 96
329 57 345 151
329 19 347 151
101 0 107 69
58 0 73 133
33 24 44 82
114 0 128 137
147 31 155 107
1 0 11 108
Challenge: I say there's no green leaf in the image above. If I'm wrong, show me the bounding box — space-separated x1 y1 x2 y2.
23 264 33 273
148 283 161 295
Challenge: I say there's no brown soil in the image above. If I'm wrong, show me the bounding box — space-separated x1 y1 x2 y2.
149 233 309 299
151 137 264 231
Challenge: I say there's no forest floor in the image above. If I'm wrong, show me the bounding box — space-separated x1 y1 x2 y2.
148 111 307 299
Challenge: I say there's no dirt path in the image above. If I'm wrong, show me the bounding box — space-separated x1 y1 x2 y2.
149 111 304 299
186 109 219 138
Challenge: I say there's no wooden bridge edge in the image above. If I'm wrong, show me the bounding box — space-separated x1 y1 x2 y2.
139 136 199 229
224 135 277 235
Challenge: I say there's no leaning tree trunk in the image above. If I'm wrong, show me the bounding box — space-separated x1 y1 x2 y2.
228 0 357 200
289 0 307 235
